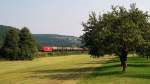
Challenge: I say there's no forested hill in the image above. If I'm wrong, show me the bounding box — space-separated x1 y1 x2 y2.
0 25 81 47
33 34 81 47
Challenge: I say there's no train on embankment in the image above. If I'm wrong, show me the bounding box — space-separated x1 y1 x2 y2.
37 46 88 56
40 46 87 52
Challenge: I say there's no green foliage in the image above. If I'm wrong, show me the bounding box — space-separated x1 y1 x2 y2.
81 3 150 57
0 27 38 60
19 27 38 60
1 28 20 60
0 25 16 48
82 3 150 71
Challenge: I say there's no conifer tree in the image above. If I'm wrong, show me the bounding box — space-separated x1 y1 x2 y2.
19 27 37 60
1 28 20 60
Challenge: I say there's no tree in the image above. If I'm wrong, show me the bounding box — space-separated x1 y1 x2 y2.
81 3 150 72
19 27 37 60
1 28 20 60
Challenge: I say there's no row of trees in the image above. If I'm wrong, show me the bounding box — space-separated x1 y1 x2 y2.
0 27 38 60
81 3 150 72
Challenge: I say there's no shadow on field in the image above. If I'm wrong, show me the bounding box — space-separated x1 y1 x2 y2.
29 67 95 80
29 65 121 80
128 63 150 67
28 59 122 80
80 59 120 65
124 74 150 79
28 57 150 80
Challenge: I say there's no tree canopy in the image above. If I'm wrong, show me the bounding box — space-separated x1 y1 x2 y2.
0 27 38 60
81 3 150 71
19 27 38 60
1 28 20 60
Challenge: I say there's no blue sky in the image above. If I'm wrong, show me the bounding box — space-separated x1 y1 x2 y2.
0 0 149 36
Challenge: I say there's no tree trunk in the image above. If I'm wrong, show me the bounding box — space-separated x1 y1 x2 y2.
119 56 127 72
119 56 123 66
147 56 149 60
122 61 127 72
119 47 128 72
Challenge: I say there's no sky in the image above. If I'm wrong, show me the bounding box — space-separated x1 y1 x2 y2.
0 0 150 36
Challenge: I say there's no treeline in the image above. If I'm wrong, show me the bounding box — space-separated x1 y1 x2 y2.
0 27 37 60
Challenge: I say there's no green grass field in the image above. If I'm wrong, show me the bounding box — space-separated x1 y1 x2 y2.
0 54 150 84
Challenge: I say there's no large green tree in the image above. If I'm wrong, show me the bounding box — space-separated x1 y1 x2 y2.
81 4 150 72
1 28 20 60
19 27 37 60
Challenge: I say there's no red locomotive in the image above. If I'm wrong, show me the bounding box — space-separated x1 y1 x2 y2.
41 46 53 52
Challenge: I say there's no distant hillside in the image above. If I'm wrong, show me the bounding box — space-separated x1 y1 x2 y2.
0 25 81 47
33 34 81 47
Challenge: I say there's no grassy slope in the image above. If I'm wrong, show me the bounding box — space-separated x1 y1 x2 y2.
0 55 150 84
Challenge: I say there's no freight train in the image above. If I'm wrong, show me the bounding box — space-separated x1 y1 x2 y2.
41 46 87 52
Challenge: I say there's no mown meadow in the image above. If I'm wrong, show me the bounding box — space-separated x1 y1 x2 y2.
0 54 150 84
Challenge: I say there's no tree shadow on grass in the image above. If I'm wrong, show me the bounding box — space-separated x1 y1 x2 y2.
89 62 150 80
28 67 97 80
28 62 122 80
28 57 150 80
124 74 150 79
128 63 150 67
79 59 120 65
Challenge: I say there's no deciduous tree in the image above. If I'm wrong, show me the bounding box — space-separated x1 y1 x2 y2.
81 3 150 72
